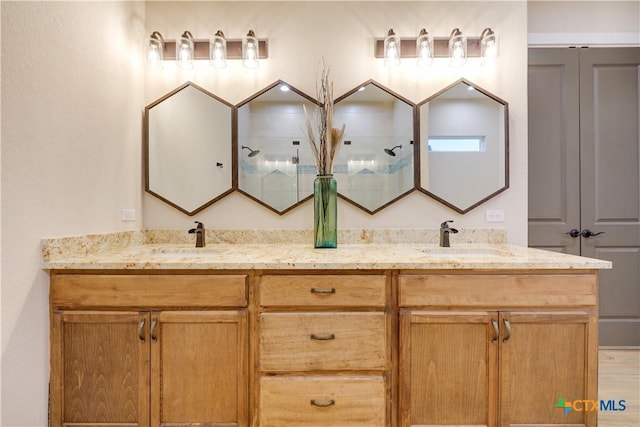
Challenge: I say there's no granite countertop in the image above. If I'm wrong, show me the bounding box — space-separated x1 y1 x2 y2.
41 230 612 271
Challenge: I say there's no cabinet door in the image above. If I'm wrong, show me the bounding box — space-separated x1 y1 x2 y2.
50 311 150 427
399 311 498 427
499 311 598 427
151 310 248 427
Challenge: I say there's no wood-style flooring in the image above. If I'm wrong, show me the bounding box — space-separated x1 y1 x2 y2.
598 349 639 426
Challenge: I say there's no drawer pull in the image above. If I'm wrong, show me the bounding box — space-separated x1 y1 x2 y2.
310 333 336 341
310 399 335 407
310 287 336 295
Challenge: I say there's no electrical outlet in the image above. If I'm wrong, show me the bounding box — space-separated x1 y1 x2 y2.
485 209 504 223
121 209 136 221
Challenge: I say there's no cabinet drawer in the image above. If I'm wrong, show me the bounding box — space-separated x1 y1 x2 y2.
399 273 597 308
259 375 386 427
259 275 386 307
51 274 248 309
259 312 387 371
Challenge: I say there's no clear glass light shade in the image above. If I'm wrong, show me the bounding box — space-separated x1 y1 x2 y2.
210 32 227 69
480 28 498 67
448 28 467 68
176 31 194 70
243 30 259 69
384 29 401 68
416 30 434 68
146 32 164 68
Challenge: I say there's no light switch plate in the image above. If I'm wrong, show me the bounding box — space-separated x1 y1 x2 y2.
121 209 136 221
485 209 504 223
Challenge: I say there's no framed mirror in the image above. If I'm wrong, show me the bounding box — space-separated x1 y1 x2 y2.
333 80 416 214
418 78 509 213
145 82 234 215
236 80 321 214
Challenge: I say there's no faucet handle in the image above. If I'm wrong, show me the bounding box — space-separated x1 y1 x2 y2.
194 221 204 229
440 220 455 228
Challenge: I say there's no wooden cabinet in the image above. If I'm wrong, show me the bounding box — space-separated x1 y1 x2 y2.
256 274 391 427
49 273 248 427
398 272 599 427
49 269 599 427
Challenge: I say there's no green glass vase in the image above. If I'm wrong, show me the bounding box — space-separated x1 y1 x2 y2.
313 174 337 248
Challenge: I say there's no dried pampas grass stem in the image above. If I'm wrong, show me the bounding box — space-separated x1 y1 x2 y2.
304 63 345 175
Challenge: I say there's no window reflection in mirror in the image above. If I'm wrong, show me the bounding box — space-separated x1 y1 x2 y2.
236 81 321 214
418 79 508 213
145 82 233 215
333 81 416 214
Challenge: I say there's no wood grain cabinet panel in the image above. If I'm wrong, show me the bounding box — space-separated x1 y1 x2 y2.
398 270 599 427
399 273 597 308
50 311 149 427
259 375 386 427
259 274 387 307
259 312 387 372
51 274 248 309
49 273 248 427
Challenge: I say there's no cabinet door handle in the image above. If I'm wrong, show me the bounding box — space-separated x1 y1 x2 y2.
310 333 335 341
503 318 512 343
310 287 336 294
310 399 335 407
491 319 499 343
150 317 158 342
138 317 146 342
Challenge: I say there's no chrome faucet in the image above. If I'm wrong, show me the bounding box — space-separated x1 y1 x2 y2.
439 220 459 247
188 221 206 248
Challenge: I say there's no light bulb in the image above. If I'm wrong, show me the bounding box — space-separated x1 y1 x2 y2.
416 29 434 68
384 29 401 68
176 31 194 70
243 30 259 69
210 31 227 69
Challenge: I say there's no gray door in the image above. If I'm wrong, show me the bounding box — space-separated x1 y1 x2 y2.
528 47 640 346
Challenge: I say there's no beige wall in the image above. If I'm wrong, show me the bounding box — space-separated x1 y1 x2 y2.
1 2 145 425
143 1 529 244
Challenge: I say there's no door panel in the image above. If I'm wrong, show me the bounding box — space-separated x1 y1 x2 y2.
580 48 640 346
151 311 248 427
528 48 581 255
50 311 150 427
528 47 640 345
399 311 497 427
499 311 597 427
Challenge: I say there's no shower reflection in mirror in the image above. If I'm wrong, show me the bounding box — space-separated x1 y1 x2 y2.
237 81 320 214
332 81 415 213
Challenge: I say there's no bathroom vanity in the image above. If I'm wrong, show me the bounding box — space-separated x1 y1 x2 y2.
43 237 611 427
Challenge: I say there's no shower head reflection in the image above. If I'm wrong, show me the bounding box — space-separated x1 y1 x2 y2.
242 145 260 157
384 145 402 156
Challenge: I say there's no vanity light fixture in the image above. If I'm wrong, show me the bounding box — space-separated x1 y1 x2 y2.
176 30 195 70
416 28 434 67
145 30 268 69
242 30 260 69
448 28 467 67
383 29 401 68
146 31 165 68
210 30 227 69
374 28 492 67
480 27 498 66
